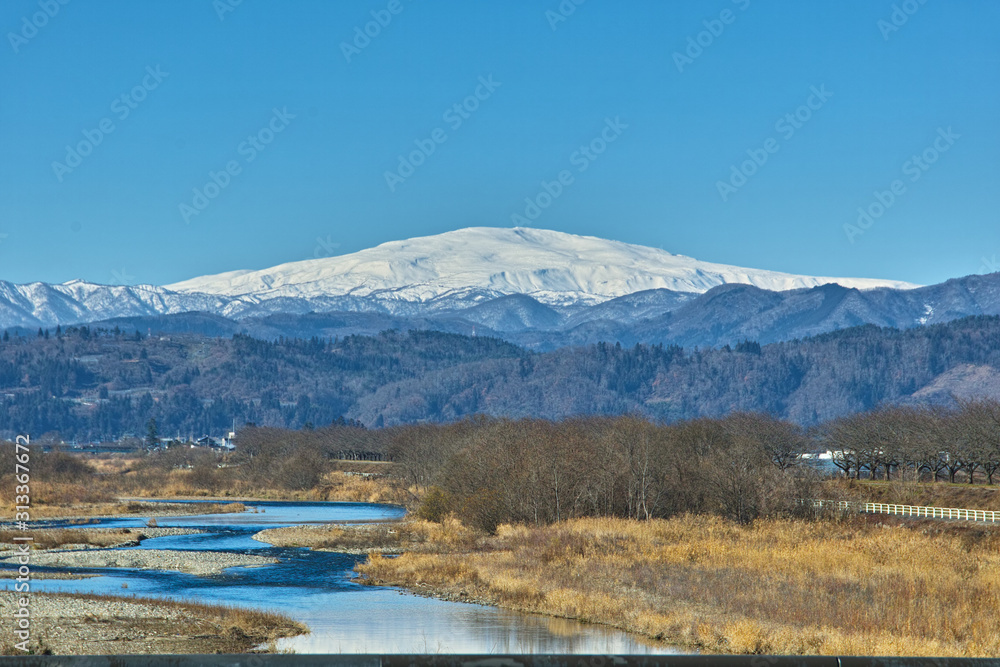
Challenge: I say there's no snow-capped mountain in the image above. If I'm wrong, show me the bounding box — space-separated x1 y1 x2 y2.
166 227 918 306
9 226 980 347
0 279 228 328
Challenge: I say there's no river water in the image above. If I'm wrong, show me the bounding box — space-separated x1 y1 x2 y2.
3 501 678 654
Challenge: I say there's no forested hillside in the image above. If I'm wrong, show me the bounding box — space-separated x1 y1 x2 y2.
1 316 999 440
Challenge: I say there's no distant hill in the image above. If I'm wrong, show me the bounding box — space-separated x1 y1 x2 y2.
2 316 999 440
51 271 1000 352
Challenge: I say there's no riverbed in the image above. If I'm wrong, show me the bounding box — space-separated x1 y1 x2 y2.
1 500 678 654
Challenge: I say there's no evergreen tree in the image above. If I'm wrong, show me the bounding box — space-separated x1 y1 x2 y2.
146 418 159 450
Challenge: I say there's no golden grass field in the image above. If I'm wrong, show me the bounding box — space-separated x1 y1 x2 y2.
356 515 1000 656
825 478 1000 511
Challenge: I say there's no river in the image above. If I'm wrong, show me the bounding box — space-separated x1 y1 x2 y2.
3 500 679 654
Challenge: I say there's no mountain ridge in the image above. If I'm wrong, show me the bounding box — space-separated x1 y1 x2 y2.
5 227 988 349
35 271 994 352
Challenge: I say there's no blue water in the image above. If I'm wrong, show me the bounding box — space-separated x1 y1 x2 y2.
2 501 678 654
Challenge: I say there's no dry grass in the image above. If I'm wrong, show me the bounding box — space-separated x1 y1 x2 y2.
198 501 246 514
0 528 141 549
23 502 131 519
19 500 248 520
147 468 408 505
329 460 394 475
120 500 246 514
824 478 1000 511
312 471 411 505
257 517 475 552
122 470 406 504
85 456 137 474
24 481 117 507
257 524 403 551
356 514 1000 656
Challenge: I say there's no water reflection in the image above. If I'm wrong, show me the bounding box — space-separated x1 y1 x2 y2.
277 588 668 654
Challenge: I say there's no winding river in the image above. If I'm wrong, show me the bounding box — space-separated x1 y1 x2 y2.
3 501 677 654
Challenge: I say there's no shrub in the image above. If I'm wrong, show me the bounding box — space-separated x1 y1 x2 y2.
460 488 505 534
417 486 453 523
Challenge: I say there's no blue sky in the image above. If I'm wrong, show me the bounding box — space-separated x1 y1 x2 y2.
1 0 998 288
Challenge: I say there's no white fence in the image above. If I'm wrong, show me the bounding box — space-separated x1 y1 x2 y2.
806 499 1000 523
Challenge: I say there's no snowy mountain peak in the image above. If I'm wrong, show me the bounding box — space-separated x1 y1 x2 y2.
165 226 919 306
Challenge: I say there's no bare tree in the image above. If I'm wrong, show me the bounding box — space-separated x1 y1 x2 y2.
953 399 1000 485
723 412 805 471
817 414 863 479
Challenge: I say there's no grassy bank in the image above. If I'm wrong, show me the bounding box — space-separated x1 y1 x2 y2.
0 591 307 654
354 515 1000 656
822 478 1000 511
0 527 142 549
216 468 408 505
23 499 247 520
255 520 443 553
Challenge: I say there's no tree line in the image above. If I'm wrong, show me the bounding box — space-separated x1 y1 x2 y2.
818 400 1000 484
388 413 816 529
9 400 1000 529
3 317 1000 441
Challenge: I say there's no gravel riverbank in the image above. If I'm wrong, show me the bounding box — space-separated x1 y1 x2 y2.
0 591 306 654
117 527 204 539
0 548 277 576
